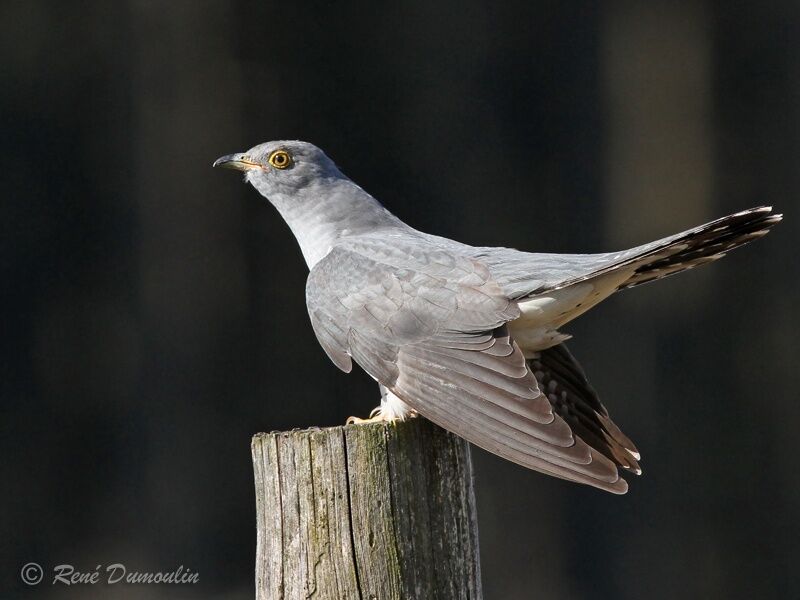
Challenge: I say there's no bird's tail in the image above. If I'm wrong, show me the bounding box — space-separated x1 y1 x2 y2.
617 206 782 289
546 206 782 293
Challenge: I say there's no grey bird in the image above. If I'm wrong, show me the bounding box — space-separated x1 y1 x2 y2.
214 140 781 494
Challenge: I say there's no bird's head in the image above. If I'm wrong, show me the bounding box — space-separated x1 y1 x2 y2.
213 140 394 267
213 140 344 199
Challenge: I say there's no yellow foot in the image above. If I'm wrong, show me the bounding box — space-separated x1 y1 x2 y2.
347 390 418 425
346 407 390 425
346 406 418 425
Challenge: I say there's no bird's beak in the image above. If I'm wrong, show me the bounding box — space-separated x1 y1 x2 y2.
212 153 262 171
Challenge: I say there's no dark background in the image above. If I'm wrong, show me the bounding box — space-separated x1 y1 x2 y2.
2 2 798 598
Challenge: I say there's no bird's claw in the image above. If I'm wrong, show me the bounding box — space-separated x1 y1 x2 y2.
346 405 417 425
346 407 386 425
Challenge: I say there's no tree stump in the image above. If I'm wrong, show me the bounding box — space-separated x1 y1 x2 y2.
251 418 482 599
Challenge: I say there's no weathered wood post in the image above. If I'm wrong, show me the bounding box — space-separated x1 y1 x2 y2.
251 418 483 599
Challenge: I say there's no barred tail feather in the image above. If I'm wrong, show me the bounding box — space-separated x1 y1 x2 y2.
619 206 782 289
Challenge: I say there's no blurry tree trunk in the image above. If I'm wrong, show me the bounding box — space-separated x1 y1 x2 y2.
602 2 714 283
251 419 482 599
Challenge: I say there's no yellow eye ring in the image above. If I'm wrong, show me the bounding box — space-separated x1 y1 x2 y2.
268 150 292 169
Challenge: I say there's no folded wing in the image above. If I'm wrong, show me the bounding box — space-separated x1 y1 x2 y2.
307 237 628 493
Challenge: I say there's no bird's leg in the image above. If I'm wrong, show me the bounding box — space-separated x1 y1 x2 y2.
346 385 418 425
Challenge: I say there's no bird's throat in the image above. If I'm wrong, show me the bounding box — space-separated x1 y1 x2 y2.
256 178 406 269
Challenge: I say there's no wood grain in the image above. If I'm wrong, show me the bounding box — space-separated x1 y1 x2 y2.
252 418 482 599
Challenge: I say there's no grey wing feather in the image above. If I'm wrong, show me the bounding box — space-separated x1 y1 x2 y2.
308 310 353 373
306 239 628 493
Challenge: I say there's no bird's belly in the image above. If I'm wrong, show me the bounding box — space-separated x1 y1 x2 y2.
508 324 572 355
509 270 632 355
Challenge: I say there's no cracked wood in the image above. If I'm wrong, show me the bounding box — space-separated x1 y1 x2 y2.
252 418 482 599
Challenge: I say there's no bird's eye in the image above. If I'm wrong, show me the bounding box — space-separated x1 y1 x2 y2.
268 150 292 169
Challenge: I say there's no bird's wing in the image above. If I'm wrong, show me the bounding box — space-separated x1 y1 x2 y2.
307 237 627 493
529 344 641 474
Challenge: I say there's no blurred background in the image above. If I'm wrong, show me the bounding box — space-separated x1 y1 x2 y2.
2 1 798 598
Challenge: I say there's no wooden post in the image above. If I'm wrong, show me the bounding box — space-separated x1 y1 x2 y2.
251 418 483 600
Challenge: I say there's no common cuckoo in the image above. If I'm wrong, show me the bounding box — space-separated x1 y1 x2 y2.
214 140 781 493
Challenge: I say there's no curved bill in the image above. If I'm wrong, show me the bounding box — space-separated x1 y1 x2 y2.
212 153 262 171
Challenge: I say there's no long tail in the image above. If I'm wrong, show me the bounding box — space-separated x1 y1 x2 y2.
619 206 782 289
545 206 783 293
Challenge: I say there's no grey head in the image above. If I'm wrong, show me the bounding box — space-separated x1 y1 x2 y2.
214 140 404 268
213 140 344 196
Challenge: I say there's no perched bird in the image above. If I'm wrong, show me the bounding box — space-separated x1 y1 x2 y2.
214 141 781 494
